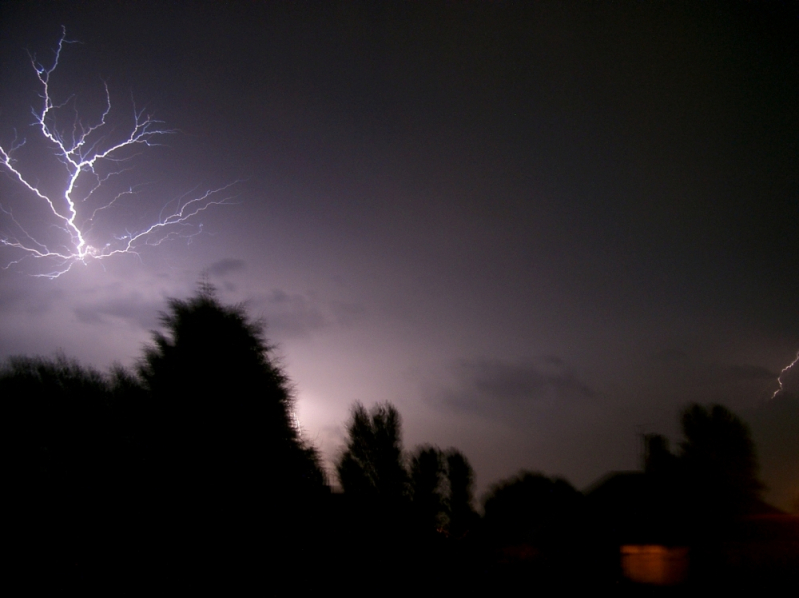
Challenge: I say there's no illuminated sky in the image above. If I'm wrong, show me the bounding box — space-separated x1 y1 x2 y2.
1 1 797 510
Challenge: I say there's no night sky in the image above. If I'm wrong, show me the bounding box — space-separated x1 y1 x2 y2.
1 1 797 510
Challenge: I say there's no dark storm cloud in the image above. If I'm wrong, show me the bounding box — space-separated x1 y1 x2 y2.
433 357 596 420
205 258 246 277
725 364 777 382
639 348 783 410
0 283 65 315
648 348 776 381
257 289 327 338
252 289 365 339
329 299 367 327
73 294 161 329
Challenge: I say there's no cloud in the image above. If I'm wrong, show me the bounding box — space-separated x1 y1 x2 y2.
205 258 246 277
329 299 367 326
432 356 596 420
724 363 776 382
251 289 367 339
637 347 785 413
253 289 328 338
73 293 162 329
0 281 65 315
262 289 329 336
647 348 777 387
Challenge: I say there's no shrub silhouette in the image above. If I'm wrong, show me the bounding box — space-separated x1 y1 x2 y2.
1 355 136 590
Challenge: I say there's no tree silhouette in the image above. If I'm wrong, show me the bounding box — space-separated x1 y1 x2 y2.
337 402 408 501
136 283 326 590
2 355 117 484
3 287 329 591
334 403 412 588
481 471 587 589
679 403 764 519
445 448 477 538
407 445 478 537
409 445 447 533
138 282 324 492
483 471 583 545
2 355 138 590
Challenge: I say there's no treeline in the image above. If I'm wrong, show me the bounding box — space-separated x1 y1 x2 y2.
4 284 791 592
2 285 486 592
4 285 330 592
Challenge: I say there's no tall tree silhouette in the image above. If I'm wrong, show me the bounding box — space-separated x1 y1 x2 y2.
337 402 408 501
138 282 324 491
407 445 477 537
409 445 447 533
136 283 325 590
334 403 411 587
679 403 763 519
445 448 477 538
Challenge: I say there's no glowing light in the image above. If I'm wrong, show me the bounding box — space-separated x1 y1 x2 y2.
0 28 240 278
772 350 799 399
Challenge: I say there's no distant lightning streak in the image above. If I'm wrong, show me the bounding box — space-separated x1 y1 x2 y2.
0 28 239 278
772 350 799 399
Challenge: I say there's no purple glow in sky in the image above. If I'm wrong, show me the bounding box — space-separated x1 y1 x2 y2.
1 1 797 510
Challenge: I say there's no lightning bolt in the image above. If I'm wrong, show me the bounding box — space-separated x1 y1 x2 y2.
0 27 240 279
772 350 799 399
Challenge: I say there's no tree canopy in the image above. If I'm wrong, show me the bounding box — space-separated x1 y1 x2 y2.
679 403 764 518
138 282 325 492
482 471 583 545
409 445 447 532
406 445 478 537
337 402 408 501
445 448 478 538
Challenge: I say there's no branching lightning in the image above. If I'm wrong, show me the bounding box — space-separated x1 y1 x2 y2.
772 350 799 399
0 28 240 278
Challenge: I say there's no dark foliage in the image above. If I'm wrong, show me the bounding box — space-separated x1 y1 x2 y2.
132 283 327 588
337 401 408 501
481 471 589 590
1 355 141 590
483 471 583 545
334 404 482 593
679 403 764 519
2 355 118 483
446 448 478 538
407 445 478 538
4 285 329 591
138 282 325 492
409 445 447 533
